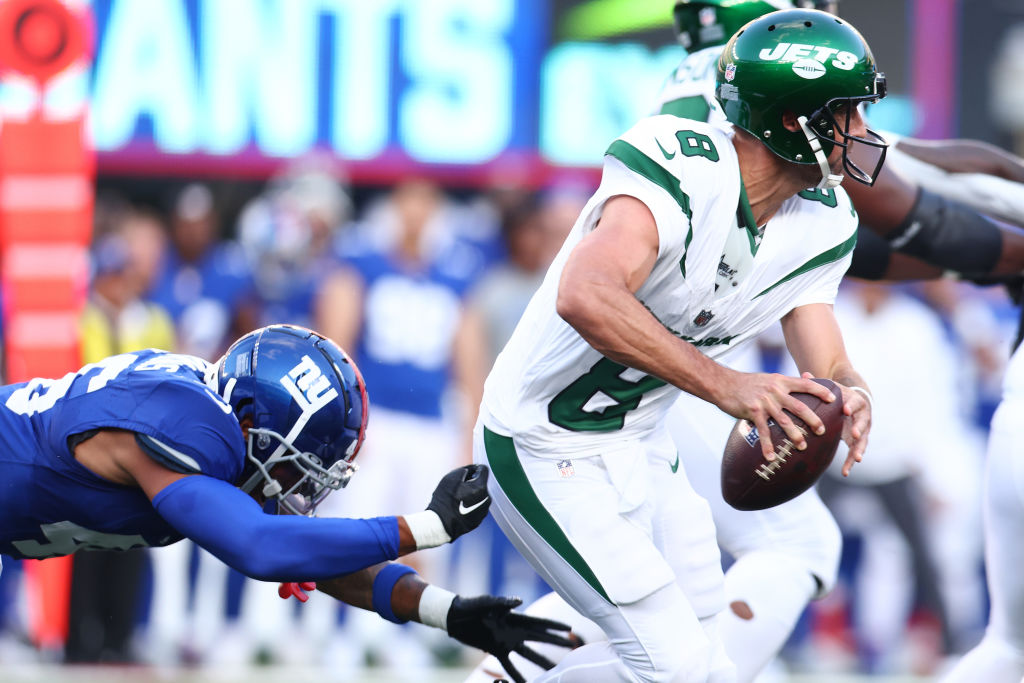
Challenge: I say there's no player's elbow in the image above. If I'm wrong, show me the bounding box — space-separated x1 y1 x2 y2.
556 279 600 332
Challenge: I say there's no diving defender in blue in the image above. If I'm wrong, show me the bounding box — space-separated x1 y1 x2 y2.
0 325 570 677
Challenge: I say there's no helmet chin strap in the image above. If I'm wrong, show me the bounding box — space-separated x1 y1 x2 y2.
797 115 843 189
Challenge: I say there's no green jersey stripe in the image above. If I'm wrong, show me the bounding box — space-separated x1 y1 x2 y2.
737 180 760 255
659 95 711 121
483 427 612 604
605 139 694 276
754 230 858 299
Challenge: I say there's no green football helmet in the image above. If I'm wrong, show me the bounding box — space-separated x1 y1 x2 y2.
673 1 796 51
715 8 887 187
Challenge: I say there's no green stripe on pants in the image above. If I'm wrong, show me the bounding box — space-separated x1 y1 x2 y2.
483 427 612 604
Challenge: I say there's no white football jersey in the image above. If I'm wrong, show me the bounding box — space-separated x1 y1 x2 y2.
655 45 727 122
481 116 858 458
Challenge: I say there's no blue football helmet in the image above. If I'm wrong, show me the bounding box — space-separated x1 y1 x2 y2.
208 324 368 515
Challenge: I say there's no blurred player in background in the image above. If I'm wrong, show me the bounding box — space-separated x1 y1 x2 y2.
0 323 571 674
814 282 976 673
239 155 354 330
475 9 876 681
147 183 259 361
66 210 178 663
202 159 356 667
313 177 490 672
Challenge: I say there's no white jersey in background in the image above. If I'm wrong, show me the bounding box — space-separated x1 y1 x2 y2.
481 115 857 458
656 45 729 122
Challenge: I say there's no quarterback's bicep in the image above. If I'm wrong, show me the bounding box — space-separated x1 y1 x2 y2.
597 154 694 259
565 195 661 294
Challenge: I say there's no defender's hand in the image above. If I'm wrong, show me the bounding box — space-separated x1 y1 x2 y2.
427 464 491 541
446 595 575 683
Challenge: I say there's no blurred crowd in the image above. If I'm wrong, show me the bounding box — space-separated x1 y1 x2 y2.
0 156 1019 680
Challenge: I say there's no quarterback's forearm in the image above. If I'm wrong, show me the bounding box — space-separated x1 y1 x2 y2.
826 362 869 395
556 194 739 405
781 304 865 388
556 278 734 404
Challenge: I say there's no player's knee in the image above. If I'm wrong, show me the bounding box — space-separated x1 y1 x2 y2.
616 589 715 683
750 509 842 597
628 626 713 683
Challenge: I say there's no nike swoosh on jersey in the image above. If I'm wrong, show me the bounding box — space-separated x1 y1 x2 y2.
656 138 677 160
670 453 680 473
458 497 489 515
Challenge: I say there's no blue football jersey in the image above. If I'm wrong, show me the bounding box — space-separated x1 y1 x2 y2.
0 350 246 559
345 246 476 418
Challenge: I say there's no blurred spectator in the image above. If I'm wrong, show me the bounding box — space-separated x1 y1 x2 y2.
466 187 585 362
201 159 358 668
80 211 175 361
147 183 258 360
314 178 488 674
991 24 1024 156
239 156 353 328
67 210 176 663
811 282 980 675
454 165 536 271
142 184 258 666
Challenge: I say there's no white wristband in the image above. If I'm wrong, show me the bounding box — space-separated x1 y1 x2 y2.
849 386 872 409
417 584 456 630
402 510 451 550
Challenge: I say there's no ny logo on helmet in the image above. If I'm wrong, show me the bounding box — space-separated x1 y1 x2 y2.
280 355 339 415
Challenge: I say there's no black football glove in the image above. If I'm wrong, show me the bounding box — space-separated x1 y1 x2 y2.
427 464 491 541
446 595 575 683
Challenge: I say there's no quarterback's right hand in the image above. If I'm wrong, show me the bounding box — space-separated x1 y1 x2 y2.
718 371 835 460
427 464 491 541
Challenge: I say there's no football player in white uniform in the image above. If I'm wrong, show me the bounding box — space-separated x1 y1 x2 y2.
664 3 1024 682
474 9 878 682
468 3 1024 682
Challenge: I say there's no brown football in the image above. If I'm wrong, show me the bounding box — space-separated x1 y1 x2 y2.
721 378 844 511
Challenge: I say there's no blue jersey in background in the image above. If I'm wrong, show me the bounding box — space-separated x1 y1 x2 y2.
345 245 477 418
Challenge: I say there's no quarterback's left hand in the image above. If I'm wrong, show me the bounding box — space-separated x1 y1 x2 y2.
446 595 574 683
835 380 872 476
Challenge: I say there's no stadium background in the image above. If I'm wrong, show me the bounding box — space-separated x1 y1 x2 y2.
1 0 1023 681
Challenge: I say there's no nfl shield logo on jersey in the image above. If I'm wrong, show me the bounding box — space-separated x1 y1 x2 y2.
725 63 737 82
557 460 575 478
694 309 715 327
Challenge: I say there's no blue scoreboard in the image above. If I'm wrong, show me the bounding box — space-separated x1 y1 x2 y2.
76 0 680 182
